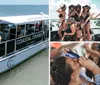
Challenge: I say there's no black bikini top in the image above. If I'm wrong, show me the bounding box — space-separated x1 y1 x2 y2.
59 14 63 18
81 13 90 21
65 24 72 33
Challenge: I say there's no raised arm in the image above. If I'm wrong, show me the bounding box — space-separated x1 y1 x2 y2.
56 8 61 13
59 43 78 50
75 10 82 17
79 57 100 75
51 43 78 58
90 13 100 19
56 8 65 14
83 44 100 58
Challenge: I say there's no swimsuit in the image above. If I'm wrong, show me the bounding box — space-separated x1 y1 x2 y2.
64 24 76 41
59 14 63 18
81 13 90 26
65 24 72 33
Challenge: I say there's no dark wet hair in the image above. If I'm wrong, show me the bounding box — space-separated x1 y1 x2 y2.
50 57 73 85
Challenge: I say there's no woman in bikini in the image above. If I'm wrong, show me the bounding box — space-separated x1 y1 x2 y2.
75 4 83 41
68 5 76 19
62 18 76 41
81 5 91 41
68 4 83 41
80 5 100 41
56 4 67 40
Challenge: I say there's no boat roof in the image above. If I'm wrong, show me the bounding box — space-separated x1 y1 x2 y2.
0 13 49 25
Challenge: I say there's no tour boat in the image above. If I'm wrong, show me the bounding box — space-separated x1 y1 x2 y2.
0 13 49 73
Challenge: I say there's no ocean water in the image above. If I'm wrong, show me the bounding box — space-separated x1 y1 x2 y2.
0 5 48 16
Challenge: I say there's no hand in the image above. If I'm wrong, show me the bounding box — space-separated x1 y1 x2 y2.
61 37 64 41
81 23 84 28
64 32 67 35
91 13 94 16
79 57 100 74
82 44 90 51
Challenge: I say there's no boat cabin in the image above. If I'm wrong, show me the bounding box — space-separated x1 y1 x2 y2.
0 13 49 58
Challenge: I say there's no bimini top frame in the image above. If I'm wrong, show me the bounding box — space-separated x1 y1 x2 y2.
0 13 49 25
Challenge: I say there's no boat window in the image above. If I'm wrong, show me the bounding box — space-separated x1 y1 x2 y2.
9 24 16 40
0 24 11 41
0 24 4 42
39 20 49 32
26 24 33 35
26 23 40 35
0 42 5 57
25 20 49 35
39 21 43 31
17 25 25 38
35 23 40 32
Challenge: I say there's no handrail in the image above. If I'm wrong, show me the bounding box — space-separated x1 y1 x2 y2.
16 31 43 39
0 30 48 58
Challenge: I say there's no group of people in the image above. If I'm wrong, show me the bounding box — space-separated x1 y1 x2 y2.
26 21 45 35
0 21 46 41
50 43 100 85
57 4 100 41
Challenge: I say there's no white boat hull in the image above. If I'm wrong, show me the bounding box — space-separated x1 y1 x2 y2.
0 40 48 74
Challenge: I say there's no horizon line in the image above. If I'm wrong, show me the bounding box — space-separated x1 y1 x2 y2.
0 4 49 5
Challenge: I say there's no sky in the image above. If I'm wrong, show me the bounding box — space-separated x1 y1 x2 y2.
50 0 100 19
0 0 49 5
91 0 100 9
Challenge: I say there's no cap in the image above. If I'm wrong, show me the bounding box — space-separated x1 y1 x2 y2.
64 50 80 58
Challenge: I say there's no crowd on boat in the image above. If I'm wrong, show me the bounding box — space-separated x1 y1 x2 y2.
50 43 100 85
0 21 47 42
56 4 100 41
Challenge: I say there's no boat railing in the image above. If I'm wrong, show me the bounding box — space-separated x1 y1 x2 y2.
0 30 49 59
0 42 6 58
